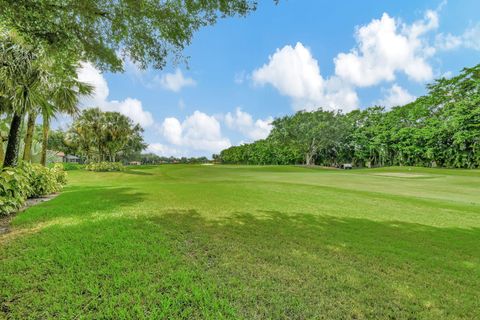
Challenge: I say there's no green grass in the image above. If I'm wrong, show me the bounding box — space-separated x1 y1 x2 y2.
1 165 480 319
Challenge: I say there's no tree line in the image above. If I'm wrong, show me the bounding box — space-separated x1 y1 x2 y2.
1 0 263 168
219 64 480 168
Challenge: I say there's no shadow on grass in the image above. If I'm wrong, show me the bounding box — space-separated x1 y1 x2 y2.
2 207 479 319
149 209 480 319
122 169 154 176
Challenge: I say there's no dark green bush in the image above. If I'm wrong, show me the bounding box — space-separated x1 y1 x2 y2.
84 162 124 172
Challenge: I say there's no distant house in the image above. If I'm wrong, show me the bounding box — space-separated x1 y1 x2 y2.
47 151 81 164
128 161 141 166
64 154 81 163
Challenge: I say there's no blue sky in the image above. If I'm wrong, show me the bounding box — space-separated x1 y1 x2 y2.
75 0 480 157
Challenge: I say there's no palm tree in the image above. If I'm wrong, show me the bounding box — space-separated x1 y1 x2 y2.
0 30 46 167
38 75 93 166
1 28 92 167
22 110 37 162
0 116 9 165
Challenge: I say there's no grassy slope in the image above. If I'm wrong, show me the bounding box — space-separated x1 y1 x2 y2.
1 165 479 319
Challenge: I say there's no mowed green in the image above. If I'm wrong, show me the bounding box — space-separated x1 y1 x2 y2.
1 165 480 319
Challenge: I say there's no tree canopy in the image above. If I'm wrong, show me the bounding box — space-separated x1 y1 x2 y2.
0 0 267 71
219 64 480 169
64 108 147 163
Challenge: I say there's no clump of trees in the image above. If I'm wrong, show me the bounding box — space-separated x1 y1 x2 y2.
49 108 147 163
1 1 266 169
220 65 480 168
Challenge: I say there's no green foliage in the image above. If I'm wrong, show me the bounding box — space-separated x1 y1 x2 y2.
220 64 480 168
27 163 63 197
0 0 264 72
52 162 83 171
0 161 67 216
0 163 32 215
84 161 124 172
66 108 146 163
52 163 67 185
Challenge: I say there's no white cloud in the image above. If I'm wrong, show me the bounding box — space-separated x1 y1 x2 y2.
436 23 480 51
159 111 231 153
154 69 196 92
252 42 358 112
334 11 438 87
378 84 416 108
225 108 273 140
77 62 154 127
146 143 181 157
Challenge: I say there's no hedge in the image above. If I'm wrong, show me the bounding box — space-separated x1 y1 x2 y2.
84 162 124 172
0 162 67 216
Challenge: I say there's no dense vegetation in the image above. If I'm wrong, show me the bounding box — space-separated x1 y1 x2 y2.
0 162 66 215
84 161 124 172
1 165 479 318
57 108 146 163
220 65 480 168
130 153 211 165
1 1 264 169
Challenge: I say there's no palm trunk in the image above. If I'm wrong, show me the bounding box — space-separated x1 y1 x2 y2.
0 137 5 166
22 111 37 162
3 112 23 167
40 115 49 166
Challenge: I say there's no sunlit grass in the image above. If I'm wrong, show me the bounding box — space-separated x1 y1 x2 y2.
1 165 479 319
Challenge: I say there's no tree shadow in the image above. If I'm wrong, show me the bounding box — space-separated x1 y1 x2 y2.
2 207 479 319
149 209 480 319
122 169 154 176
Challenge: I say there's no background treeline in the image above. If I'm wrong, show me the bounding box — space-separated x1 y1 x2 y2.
130 153 210 165
219 64 480 168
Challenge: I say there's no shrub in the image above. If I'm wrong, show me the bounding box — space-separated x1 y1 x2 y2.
52 163 68 185
52 162 83 171
0 162 68 216
0 164 32 216
28 164 63 197
84 162 124 172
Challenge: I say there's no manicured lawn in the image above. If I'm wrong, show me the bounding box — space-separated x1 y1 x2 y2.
1 165 479 319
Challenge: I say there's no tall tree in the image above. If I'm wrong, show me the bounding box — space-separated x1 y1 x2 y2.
22 110 36 161
0 29 46 167
0 0 271 72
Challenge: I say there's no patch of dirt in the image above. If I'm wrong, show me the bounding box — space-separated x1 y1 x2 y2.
0 193 59 236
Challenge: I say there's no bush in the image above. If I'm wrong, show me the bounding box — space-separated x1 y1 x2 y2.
50 162 83 171
84 162 124 172
0 164 32 216
28 164 64 197
52 163 68 185
0 162 68 216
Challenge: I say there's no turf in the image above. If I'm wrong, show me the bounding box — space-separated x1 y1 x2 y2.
1 165 479 319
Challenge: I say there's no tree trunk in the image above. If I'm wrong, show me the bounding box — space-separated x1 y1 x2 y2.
40 115 49 166
0 137 5 166
3 113 23 167
305 152 314 166
22 111 37 162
